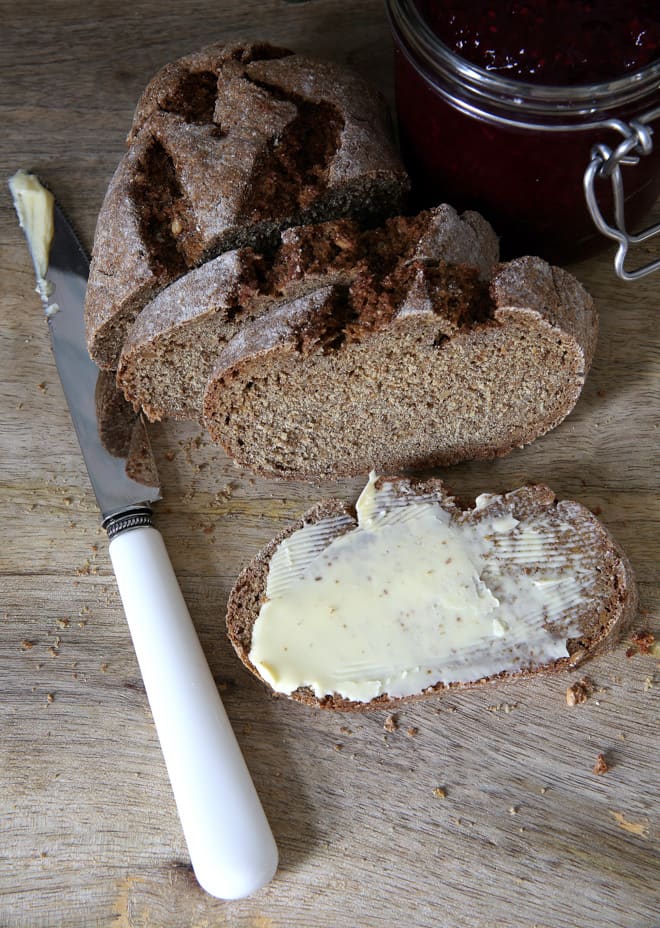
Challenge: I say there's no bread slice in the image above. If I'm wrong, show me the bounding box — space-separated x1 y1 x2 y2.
226 476 636 710
95 369 138 458
84 40 409 369
95 370 159 488
116 204 498 422
203 255 597 479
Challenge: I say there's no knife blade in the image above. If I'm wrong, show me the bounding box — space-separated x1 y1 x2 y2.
9 170 278 899
10 172 161 520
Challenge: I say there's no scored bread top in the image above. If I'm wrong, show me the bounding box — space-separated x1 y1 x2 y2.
226 476 636 711
202 255 597 479
94 370 158 489
84 40 409 370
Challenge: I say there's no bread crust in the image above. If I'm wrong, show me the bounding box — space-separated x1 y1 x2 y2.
226 478 637 711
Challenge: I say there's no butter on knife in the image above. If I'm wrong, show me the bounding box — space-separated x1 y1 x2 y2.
9 170 55 302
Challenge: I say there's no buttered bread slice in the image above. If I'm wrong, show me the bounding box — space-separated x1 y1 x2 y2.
226 474 636 710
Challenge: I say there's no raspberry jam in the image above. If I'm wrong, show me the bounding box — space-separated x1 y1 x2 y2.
416 0 659 85
388 0 660 265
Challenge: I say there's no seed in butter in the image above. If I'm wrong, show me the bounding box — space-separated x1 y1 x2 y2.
248 473 595 703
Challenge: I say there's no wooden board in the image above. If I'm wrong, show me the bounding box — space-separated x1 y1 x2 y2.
1 2 658 926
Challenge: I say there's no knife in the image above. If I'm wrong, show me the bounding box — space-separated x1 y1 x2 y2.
9 170 278 900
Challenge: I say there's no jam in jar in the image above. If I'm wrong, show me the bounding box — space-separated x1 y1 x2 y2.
387 0 660 269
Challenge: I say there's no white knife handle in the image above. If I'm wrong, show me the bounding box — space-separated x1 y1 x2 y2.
108 525 278 899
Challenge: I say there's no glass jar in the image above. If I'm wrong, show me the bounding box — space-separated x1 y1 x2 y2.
386 0 660 276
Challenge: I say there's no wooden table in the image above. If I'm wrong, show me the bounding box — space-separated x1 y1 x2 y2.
1 2 658 926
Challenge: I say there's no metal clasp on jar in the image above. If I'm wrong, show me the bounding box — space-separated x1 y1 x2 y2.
584 107 660 281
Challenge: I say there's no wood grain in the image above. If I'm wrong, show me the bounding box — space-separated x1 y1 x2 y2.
1 2 658 926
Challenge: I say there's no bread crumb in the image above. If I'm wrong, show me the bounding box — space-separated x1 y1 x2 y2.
486 702 519 713
100 662 109 673
45 693 54 704
643 675 653 692
632 629 655 654
334 743 343 751
433 787 447 799
339 725 352 735
626 629 655 657
56 618 70 629
21 639 35 650
593 753 609 775
508 805 519 815
406 727 419 737
48 646 59 658
566 676 595 706
384 714 398 733
38 381 48 393
609 811 648 837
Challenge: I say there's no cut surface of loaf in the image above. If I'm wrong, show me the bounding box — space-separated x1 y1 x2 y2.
204 255 597 479
116 204 499 421
226 474 636 710
85 40 409 369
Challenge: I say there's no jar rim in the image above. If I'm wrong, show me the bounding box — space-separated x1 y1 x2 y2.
387 0 660 126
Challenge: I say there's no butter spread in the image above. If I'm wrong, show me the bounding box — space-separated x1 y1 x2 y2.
9 170 55 300
249 473 594 702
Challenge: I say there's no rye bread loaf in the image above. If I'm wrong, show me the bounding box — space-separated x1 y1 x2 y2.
226 476 636 711
116 204 499 421
203 255 597 479
84 40 409 370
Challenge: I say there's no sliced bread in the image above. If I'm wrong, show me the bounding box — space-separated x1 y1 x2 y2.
226 474 636 710
203 255 597 479
116 204 498 422
84 40 409 369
